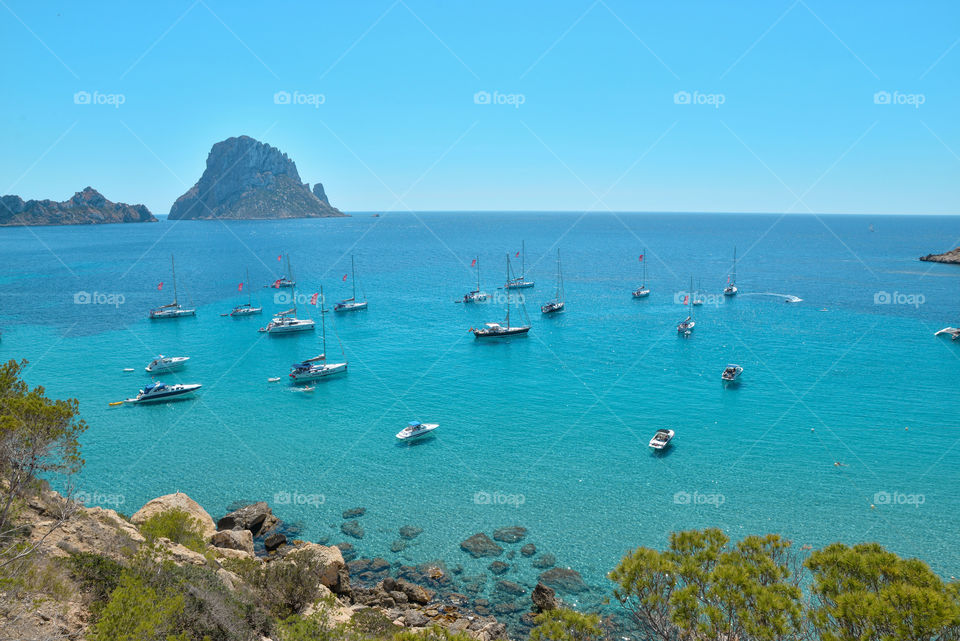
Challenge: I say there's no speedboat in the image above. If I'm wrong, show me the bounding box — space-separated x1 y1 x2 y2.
125 382 201 404
677 316 695 334
462 290 488 303
935 327 960 341
648 428 674 450
541 301 564 314
289 355 348 382
259 310 315 334
396 421 438 440
721 364 743 383
149 303 196 319
145 355 189 373
230 302 262 316
472 322 531 338
334 298 368 313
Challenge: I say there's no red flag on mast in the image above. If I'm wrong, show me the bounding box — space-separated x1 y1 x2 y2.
683 295 689 305
309 292 319 306
157 282 164 291
638 254 644 262
342 274 348 281
470 258 477 267
277 255 282 262
238 283 244 292
515 251 520 258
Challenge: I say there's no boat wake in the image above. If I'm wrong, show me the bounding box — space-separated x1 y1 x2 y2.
743 292 803 303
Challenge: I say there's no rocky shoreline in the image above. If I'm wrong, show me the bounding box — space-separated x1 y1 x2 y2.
919 247 960 264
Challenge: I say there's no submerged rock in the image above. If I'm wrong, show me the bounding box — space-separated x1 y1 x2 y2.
538 567 587 593
399 525 423 540
495 580 526 597
341 520 365 539
520 544 536 557
532 582 559 612
342 507 366 519
532 553 556 569
492 526 527 543
460 533 503 558
489 561 510 575
335 541 357 562
390 540 407 553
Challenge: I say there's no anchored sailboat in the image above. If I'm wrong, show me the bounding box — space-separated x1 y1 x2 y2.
461 256 488 303
505 241 534 289
260 257 314 334
272 254 295 288
677 277 696 334
149 255 196 319
692 278 704 306
541 249 565 314
289 286 347 382
473 254 531 338
724 247 738 296
632 252 650 298
334 256 368 312
229 268 262 316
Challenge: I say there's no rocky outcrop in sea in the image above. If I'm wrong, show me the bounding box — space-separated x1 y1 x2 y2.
168 135 345 220
0 187 157 226
920 247 960 264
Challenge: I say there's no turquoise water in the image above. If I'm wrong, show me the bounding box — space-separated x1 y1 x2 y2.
2 212 960 612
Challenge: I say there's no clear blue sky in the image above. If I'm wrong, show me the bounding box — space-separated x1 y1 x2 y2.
1 1 957 215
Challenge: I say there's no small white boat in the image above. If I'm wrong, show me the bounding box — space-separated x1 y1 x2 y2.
228 269 262 316
268 377 281 382
473 322 531 338
150 255 196 319
505 241 534 289
145 355 189 373
632 251 650 298
677 316 695 334
123 368 135 372
541 249 565 314
396 421 439 440
335 256 368 312
935 327 960 340
723 247 739 296
462 256 489 303
124 382 201 404
721 364 743 383
649 428 674 450
260 310 315 334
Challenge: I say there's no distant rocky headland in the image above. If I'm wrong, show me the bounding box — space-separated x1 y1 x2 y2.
0 187 157 226
920 247 960 264
168 135 346 220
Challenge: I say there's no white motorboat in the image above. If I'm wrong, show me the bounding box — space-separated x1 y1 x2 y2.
541 249 565 314
290 286 348 382
721 364 743 383
461 256 488 303
260 311 315 334
150 255 196 319
334 256 368 312
648 428 674 450
145 355 189 373
632 251 650 298
474 254 531 338
505 240 534 289
396 421 439 440
935 327 960 340
723 247 739 296
124 382 201 404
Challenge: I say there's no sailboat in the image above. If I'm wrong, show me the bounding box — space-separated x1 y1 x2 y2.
272 255 295 288
632 252 650 298
334 256 368 312
541 249 565 314
723 247 738 296
260 258 315 334
692 278 704 306
461 256 488 303
289 286 347 382
505 241 534 289
229 268 262 316
677 277 695 334
473 254 531 338
149 255 196 319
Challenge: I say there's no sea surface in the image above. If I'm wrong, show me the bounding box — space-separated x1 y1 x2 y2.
2 212 959 615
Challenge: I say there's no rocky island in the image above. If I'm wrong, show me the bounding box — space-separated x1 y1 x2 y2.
0 187 156 226
168 135 346 220
920 247 960 264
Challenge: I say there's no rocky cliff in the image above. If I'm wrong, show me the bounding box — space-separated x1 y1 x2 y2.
0 187 157 226
920 247 960 264
168 136 345 220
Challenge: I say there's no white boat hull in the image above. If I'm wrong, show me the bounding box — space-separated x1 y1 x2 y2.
127 383 202 404
290 361 347 382
632 289 650 298
396 423 439 440
649 429 675 450
723 286 738 296
505 281 534 290
145 357 190 373
150 308 196 319
334 302 368 312
264 320 315 334
231 307 262 316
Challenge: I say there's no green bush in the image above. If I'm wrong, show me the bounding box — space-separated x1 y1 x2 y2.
274 609 340 641
349 607 396 638
67 552 124 602
250 548 332 618
530 609 604 641
90 571 184 641
394 626 475 641
138 508 207 553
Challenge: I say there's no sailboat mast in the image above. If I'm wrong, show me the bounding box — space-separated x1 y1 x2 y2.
555 249 561 301
505 253 511 328
732 247 737 285
245 268 252 304
642 250 646 287
476 256 480 292
320 285 327 354
351 256 357 300
171 255 178 305
690 277 694 320
521 241 525 279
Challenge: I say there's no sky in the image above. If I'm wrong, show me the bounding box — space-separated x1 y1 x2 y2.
1 1 957 215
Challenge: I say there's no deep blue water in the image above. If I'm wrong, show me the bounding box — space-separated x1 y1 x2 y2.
2 212 960 612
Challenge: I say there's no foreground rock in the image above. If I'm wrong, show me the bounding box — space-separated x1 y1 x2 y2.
168 135 346 220
216 501 280 535
460 533 504 558
920 247 960 264
210 529 254 556
0 187 156 226
532 582 559 612
131 492 217 538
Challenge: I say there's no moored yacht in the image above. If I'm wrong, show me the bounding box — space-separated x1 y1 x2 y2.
474 254 531 338
125 382 201 404
461 256 488 303
230 269 262 316
677 277 696 334
149 255 195 319
396 421 438 440
289 286 347 382
145 355 189 373
723 247 739 296
505 241 534 289
632 251 650 298
261 310 315 334
721 364 743 383
334 256 368 312
541 249 565 314
648 428 674 450
271 255 295 288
